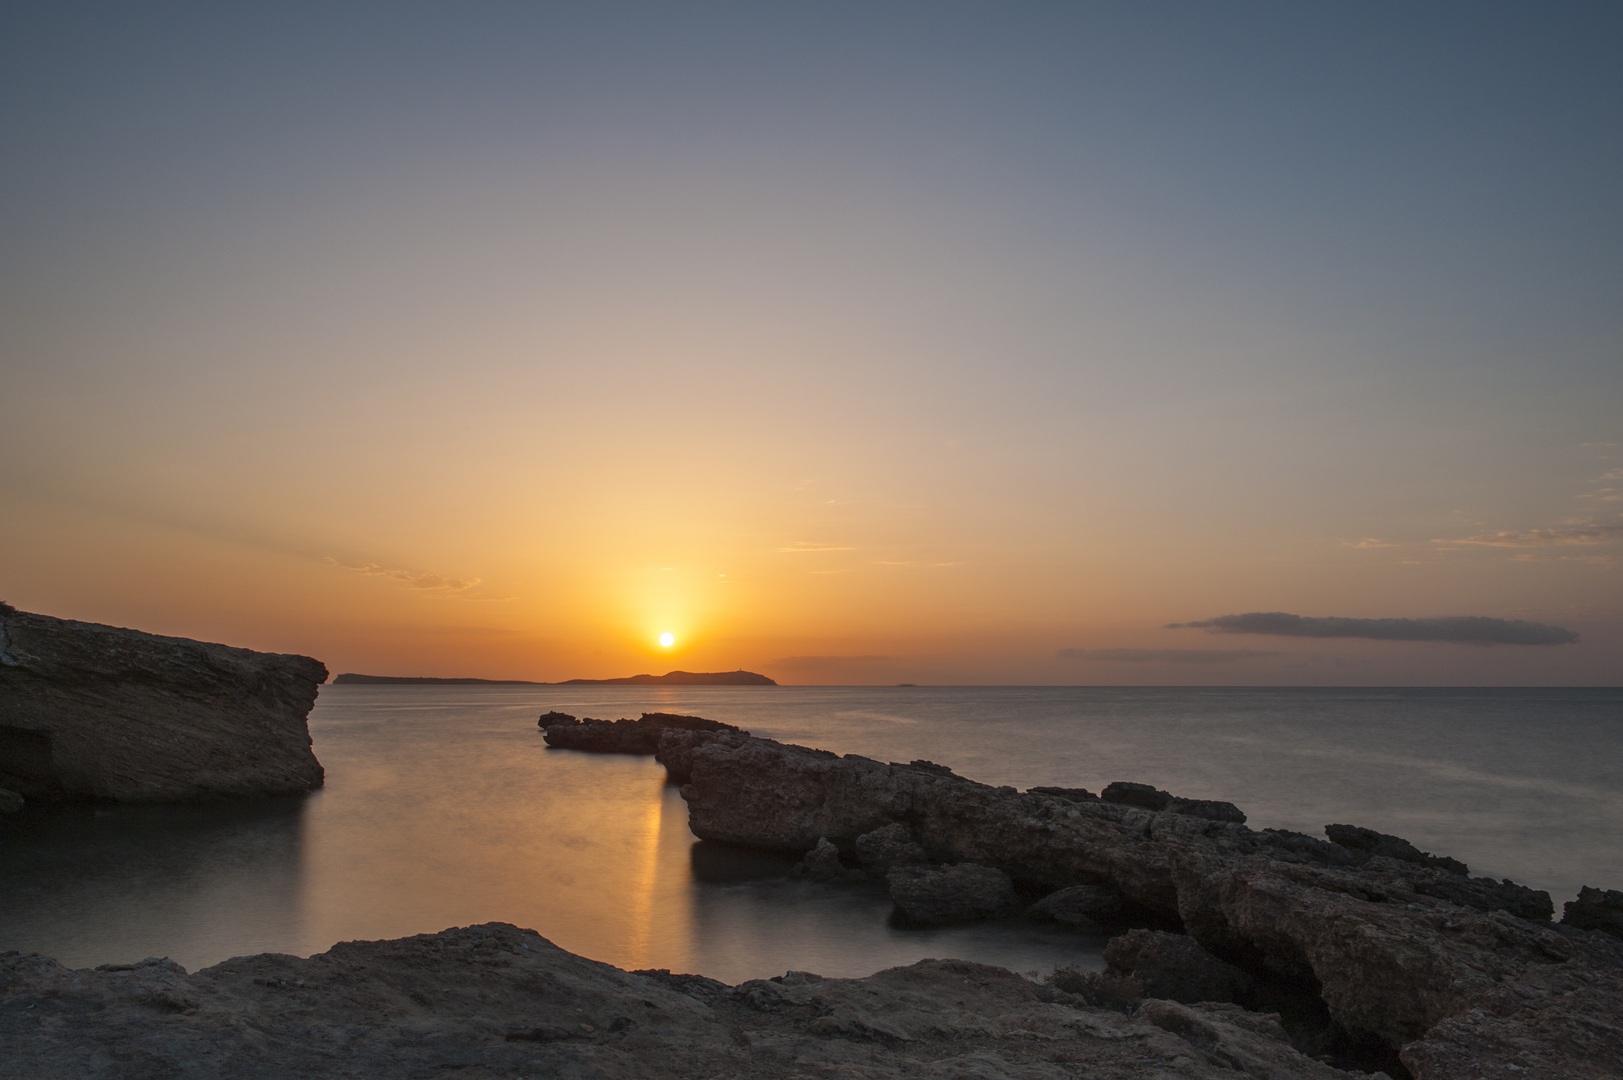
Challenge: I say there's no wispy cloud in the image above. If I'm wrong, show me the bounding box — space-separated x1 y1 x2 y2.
1057 648 1276 664
1348 538 1399 549
779 542 855 553
1579 470 1623 503
1434 522 1623 547
1168 612 1578 646
330 559 482 592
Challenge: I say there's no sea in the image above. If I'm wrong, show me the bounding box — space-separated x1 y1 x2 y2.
1 686 1618 983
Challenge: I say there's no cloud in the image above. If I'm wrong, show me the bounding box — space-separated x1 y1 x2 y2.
1348 538 1399 549
1056 648 1276 664
1435 522 1623 547
779 542 855 553
331 559 482 592
1167 612 1578 646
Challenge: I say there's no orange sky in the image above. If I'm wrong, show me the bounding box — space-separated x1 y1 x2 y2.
3 5 1620 684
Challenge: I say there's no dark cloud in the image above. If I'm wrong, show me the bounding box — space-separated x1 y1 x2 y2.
1056 648 1275 664
1167 612 1578 646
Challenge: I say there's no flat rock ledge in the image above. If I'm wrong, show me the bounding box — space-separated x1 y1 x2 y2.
541 710 745 754
1 922 1374 1080
649 727 1623 1079
0 606 326 803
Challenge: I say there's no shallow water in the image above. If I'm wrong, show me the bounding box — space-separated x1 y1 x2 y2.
1 685 1618 981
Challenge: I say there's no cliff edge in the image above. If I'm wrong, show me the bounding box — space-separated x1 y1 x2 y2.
0 605 326 803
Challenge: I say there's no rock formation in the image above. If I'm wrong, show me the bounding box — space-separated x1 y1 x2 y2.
1028 883 1125 926
1100 780 1248 823
541 711 744 754
0 607 326 802
0 922 1374 1079
1563 886 1623 938
887 863 1020 924
649 727 1623 1078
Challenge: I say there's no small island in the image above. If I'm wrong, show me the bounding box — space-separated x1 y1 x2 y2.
333 670 777 686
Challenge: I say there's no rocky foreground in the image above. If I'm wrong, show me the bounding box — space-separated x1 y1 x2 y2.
2 922 1382 1080
0 605 326 804
637 726 1623 1079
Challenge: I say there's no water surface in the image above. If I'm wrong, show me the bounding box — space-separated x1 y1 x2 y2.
1 686 1617 982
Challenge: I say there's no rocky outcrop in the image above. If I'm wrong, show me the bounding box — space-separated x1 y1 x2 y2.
1562 886 1623 938
1102 929 1256 1006
0 922 1369 1079
0 607 325 802
789 837 865 883
541 711 744 755
654 728 1623 1077
1102 780 1248 824
886 863 1019 924
1028 883 1125 926
1325 823 1469 876
853 821 928 876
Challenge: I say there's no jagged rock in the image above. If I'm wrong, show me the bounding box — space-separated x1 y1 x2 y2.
661 729 1617 1075
886 863 1019 924
1028 784 1097 801
790 837 864 883
0 922 1366 1080
853 821 927 876
1563 886 1623 937
1028 883 1125 925
1101 780 1171 810
543 712 743 755
1103 929 1255 1005
0 608 325 802
1102 781 1247 823
1325 823 1469 875
0 787 22 817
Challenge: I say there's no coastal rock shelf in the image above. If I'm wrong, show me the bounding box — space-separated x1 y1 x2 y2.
626 725 1622 1078
0 922 1368 1080
541 710 745 754
0 606 326 803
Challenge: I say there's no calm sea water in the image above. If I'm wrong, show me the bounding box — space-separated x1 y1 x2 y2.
1 686 1618 982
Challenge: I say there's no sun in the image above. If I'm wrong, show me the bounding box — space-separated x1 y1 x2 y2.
658 632 675 648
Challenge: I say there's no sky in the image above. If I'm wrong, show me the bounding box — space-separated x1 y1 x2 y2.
2 1 1620 685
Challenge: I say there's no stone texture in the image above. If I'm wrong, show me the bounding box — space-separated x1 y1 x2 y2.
1102 780 1247 824
1562 885 1623 938
0 922 1368 1080
887 862 1020 924
1028 884 1125 926
0 608 325 802
655 729 1623 1076
543 711 743 755
1102 929 1255 1005
790 836 864 883
853 821 928 876
1325 823 1470 876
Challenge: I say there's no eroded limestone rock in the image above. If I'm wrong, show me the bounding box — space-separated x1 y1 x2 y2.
0 608 325 802
656 728 1622 1076
887 862 1019 924
0 922 1374 1080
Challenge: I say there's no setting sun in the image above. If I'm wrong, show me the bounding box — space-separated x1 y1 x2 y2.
658 633 675 648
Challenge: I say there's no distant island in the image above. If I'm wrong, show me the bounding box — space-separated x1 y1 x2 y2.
332 670 777 686
332 674 545 686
